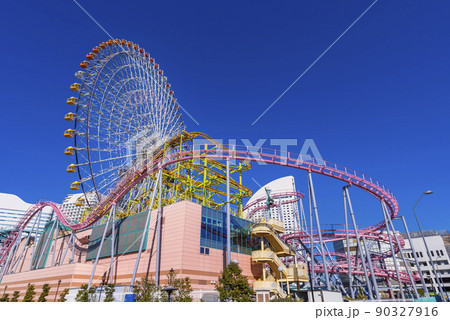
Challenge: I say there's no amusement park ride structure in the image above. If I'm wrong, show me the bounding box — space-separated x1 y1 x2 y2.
0 39 444 300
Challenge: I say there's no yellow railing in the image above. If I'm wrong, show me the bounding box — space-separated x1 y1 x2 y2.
253 280 286 298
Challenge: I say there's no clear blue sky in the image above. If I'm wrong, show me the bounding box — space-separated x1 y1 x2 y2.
0 0 449 232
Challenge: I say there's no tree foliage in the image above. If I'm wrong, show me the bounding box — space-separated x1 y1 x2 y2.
344 287 369 301
58 288 69 302
160 269 193 302
0 293 9 302
23 284 36 302
133 276 160 302
75 284 96 302
216 262 253 302
11 291 20 302
270 296 304 302
104 284 115 302
37 283 51 302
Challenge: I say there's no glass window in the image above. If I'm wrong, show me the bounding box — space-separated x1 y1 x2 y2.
205 248 209 255
212 227 217 241
201 225 206 238
200 247 204 254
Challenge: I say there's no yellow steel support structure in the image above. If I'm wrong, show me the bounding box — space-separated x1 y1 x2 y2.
96 132 253 220
251 218 309 301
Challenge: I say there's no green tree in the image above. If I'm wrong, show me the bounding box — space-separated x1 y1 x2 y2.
75 284 96 302
104 284 115 302
37 284 51 302
216 262 253 302
58 288 69 302
11 291 20 302
133 276 160 302
270 296 304 302
23 284 36 302
0 293 9 302
160 269 193 302
344 287 368 301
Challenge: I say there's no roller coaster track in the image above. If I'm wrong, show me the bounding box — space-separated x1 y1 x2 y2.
1 140 405 283
243 191 305 218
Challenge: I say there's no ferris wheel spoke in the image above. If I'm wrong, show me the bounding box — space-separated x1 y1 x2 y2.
75 152 137 168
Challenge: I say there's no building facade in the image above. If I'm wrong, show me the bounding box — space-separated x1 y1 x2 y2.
403 230 450 294
0 193 53 238
60 192 98 222
0 201 263 301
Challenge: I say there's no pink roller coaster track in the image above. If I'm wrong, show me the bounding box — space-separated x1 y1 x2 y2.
242 191 305 218
1 143 411 283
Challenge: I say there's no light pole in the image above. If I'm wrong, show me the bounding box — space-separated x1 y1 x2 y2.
98 272 107 302
161 268 178 302
412 191 446 301
306 256 315 302
54 279 61 302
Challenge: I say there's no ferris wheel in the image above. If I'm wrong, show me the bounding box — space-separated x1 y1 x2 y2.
64 39 184 207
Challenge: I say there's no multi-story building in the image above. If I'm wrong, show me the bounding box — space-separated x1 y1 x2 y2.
61 192 98 222
0 193 53 239
333 233 406 297
243 176 302 234
0 200 310 302
403 230 450 295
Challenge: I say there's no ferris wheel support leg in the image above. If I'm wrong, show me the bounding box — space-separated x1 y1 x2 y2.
344 186 374 300
308 172 331 291
381 201 405 300
51 221 60 267
308 181 315 287
155 169 163 286
226 158 231 265
361 236 381 300
396 216 429 297
60 232 74 266
29 210 43 271
88 206 113 289
130 170 161 287
343 188 354 299
383 207 419 299
36 219 58 270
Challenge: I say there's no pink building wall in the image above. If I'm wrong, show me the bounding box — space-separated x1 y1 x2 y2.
0 201 261 301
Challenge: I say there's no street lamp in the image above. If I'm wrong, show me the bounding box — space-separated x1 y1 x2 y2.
306 256 315 302
161 268 178 302
54 279 61 302
412 191 446 301
98 272 107 302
